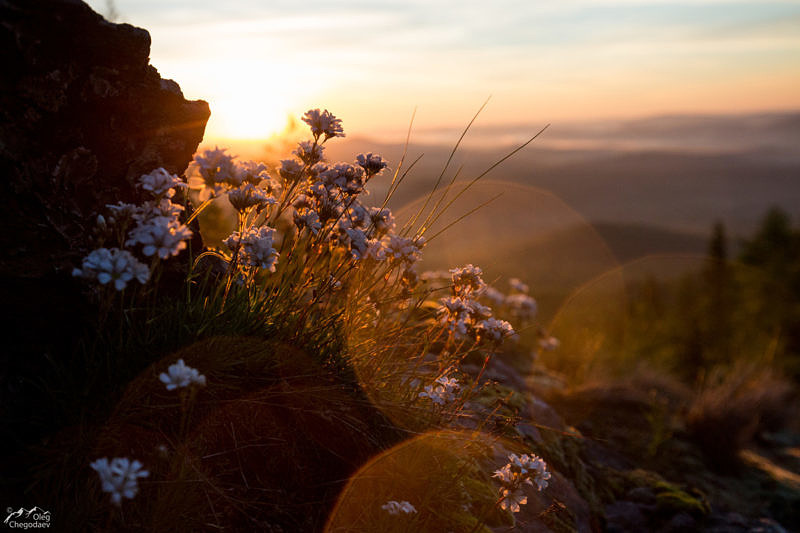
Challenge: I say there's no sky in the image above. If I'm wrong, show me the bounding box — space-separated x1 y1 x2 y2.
86 0 800 143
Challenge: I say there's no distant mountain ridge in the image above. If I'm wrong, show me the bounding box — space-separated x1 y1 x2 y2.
317 110 800 238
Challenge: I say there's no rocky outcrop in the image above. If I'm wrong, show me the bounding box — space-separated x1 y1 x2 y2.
0 0 209 421
0 0 209 278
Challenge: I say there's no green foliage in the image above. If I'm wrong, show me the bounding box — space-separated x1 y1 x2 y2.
560 209 800 386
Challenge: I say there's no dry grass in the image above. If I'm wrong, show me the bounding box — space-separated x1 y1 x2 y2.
686 361 796 471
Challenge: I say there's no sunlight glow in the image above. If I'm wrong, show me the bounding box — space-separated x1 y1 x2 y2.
212 92 291 140
85 0 800 142
186 57 307 140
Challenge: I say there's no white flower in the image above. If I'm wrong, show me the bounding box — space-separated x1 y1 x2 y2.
498 487 529 513
320 163 365 195
338 202 370 232
72 248 149 291
134 198 184 222
381 501 417 515
419 374 461 405
90 457 149 506
356 152 387 177
538 336 560 351
106 201 141 224
505 293 538 320
475 317 515 343
294 209 322 235
279 159 304 183
227 183 275 212
368 207 395 235
188 147 237 200
377 234 425 264
344 227 384 261
344 227 369 259
305 181 344 222
233 159 271 187
509 277 529 294
438 296 470 337
139 168 186 198
294 141 325 165
126 216 192 259
302 108 345 140
159 358 207 390
467 300 493 320
507 453 551 491
481 285 506 306
224 226 280 272
450 264 485 296
493 453 550 513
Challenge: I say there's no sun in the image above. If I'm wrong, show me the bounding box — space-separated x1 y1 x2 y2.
202 63 301 140
210 90 292 140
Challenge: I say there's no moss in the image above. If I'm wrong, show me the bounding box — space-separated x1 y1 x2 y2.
625 468 667 488
616 469 710 517
655 488 710 517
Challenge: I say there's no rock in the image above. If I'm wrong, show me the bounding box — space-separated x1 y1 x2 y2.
661 512 697 532
705 510 749 533
0 0 209 443
517 421 543 443
723 512 749 528
605 500 648 532
522 393 567 432
748 518 788 533
0 0 209 279
483 356 528 391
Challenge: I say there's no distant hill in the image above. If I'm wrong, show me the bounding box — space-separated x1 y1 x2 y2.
590 222 708 263
315 110 800 238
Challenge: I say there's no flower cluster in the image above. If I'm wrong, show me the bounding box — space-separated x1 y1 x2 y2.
504 293 538 320
74 168 193 291
356 152 387 177
436 265 514 344
90 457 149 506
418 374 461 405
475 317 515 343
188 148 279 206
450 264 486 296
377 234 425 265
538 336 560 351
159 359 207 391
127 215 192 259
139 167 187 198
72 248 149 291
270 114 429 277
509 277 529 294
228 183 275 213
493 453 550 513
302 108 345 140
187 147 237 201
473 278 561 351
224 226 279 272
381 500 417 515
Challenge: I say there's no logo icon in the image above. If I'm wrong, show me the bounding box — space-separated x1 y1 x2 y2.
3 507 51 529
